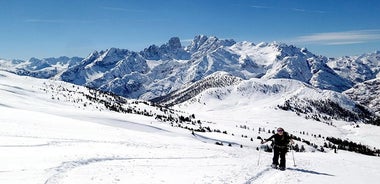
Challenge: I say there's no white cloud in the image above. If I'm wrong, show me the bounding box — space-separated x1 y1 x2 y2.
250 5 271 9
293 30 380 45
102 6 145 13
25 19 65 23
250 5 325 14
291 8 326 14
24 19 97 24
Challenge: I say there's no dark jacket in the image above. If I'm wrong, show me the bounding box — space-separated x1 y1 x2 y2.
266 132 291 148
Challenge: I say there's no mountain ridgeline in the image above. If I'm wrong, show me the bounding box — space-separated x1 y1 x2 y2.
1 35 380 124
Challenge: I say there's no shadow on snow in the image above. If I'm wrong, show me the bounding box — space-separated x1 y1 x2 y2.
287 167 335 176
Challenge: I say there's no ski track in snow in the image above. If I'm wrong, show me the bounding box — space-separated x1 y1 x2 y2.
244 154 325 184
0 134 137 147
193 133 241 146
244 167 273 184
44 156 217 184
245 166 303 184
1 131 334 184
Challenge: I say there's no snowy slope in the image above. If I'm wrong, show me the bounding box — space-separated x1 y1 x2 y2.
173 76 380 154
2 70 380 183
152 71 243 106
176 77 373 122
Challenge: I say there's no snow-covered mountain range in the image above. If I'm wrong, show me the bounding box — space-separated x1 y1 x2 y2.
0 56 83 78
1 35 380 123
4 35 379 101
327 51 380 84
344 78 380 116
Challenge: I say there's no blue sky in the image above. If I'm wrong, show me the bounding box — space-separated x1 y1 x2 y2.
1 0 380 60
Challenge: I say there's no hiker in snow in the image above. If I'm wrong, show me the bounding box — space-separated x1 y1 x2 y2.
261 127 294 170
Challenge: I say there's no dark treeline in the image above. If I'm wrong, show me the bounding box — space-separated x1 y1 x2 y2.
278 98 379 126
326 137 380 156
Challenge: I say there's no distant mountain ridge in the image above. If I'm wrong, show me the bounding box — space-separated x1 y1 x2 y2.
57 35 367 99
327 51 380 84
344 78 380 115
1 35 379 101
0 56 83 78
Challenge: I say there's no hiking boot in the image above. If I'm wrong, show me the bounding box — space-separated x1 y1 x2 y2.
271 164 278 169
279 167 286 171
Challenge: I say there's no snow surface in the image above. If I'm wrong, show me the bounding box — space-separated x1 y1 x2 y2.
1 70 380 184
228 41 279 66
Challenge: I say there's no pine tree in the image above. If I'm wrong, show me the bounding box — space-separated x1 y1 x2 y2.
293 144 300 152
300 145 305 152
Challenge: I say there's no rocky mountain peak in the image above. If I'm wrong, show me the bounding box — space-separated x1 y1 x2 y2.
140 37 189 60
185 35 236 56
168 37 182 50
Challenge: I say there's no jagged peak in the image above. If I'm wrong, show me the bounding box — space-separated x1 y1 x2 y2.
86 50 101 59
104 47 130 55
241 41 256 46
267 42 317 58
358 50 380 58
185 35 236 54
167 37 182 49
87 48 131 65
142 37 183 52
256 42 269 47
267 42 295 50
28 57 41 62
193 35 212 43
186 35 214 52
140 36 190 60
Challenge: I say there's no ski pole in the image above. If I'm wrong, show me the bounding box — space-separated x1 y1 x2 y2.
257 145 261 166
291 146 296 167
257 136 264 166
